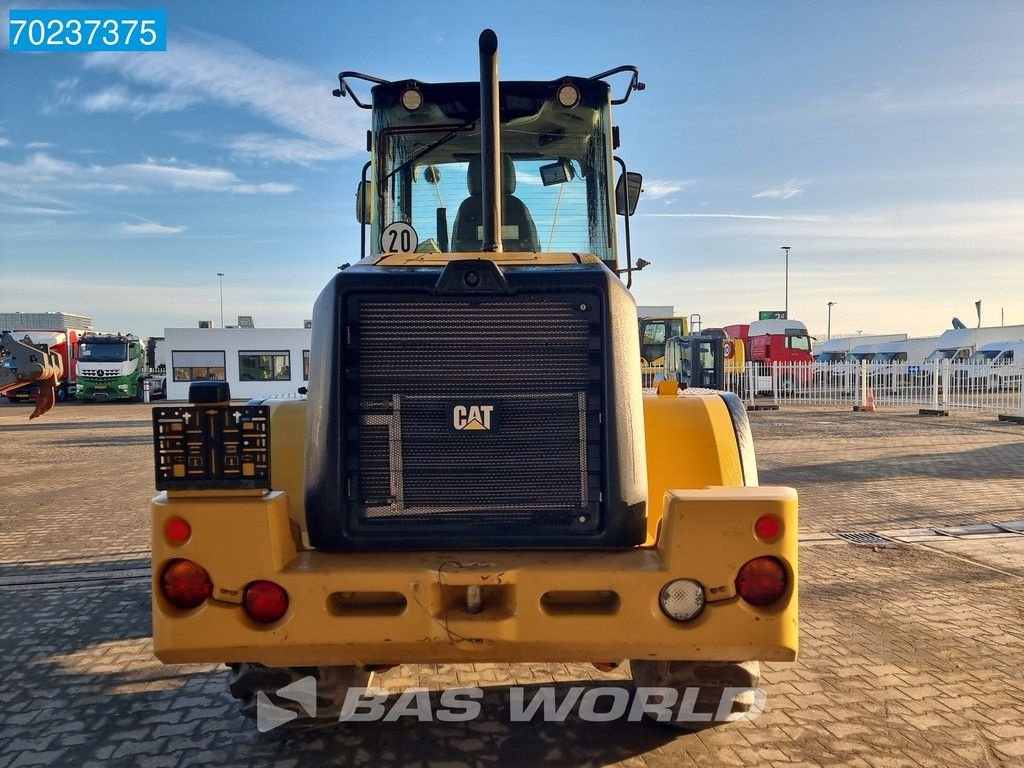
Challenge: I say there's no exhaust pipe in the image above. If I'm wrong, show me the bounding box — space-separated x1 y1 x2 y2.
478 29 503 252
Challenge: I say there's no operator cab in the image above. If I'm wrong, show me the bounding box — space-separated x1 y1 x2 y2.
343 69 643 271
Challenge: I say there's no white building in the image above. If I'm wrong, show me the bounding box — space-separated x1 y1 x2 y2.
0 311 94 332
164 327 312 401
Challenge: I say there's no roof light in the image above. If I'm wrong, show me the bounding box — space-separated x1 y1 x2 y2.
556 83 580 108
401 87 423 111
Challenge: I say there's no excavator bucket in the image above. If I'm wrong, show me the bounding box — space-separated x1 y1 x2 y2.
0 332 64 420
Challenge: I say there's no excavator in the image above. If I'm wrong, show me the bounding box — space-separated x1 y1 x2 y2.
0 331 62 419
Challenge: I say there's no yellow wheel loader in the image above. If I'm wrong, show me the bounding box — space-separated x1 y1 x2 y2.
150 30 797 731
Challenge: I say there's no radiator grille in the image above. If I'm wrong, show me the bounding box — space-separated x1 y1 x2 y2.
347 296 603 531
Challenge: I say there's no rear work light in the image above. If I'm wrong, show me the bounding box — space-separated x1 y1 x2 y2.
735 557 787 606
243 580 289 624
161 559 212 609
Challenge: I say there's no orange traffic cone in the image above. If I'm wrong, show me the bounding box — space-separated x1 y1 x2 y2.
854 387 876 412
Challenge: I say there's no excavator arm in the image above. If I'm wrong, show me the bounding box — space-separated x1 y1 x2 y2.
0 332 63 419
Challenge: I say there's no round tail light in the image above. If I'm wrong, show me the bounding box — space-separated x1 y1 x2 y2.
161 559 212 609
659 578 706 621
754 514 782 541
164 518 192 545
244 580 289 624
735 557 787 606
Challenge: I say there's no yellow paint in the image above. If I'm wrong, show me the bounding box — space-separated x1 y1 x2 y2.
642 390 745 543
151 386 798 668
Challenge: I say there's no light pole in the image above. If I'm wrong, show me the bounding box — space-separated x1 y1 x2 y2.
827 301 837 340
780 246 791 316
217 272 225 328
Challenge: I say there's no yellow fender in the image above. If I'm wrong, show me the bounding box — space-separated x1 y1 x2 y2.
643 386 756 542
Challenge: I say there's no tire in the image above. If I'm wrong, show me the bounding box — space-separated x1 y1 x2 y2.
227 663 372 732
56 386 67 403
629 659 761 730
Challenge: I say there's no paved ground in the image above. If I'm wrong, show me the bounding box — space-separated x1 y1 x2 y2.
1 400 1022 767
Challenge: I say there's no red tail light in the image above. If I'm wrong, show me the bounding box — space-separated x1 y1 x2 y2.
244 580 289 624
164 518 192 544
754 514 782 541
735 557 787 606
161 559 212 609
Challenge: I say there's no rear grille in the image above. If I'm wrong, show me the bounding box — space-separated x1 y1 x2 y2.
346 295 603 532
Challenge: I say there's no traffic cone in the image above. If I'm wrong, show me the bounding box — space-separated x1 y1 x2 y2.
854 387 877 412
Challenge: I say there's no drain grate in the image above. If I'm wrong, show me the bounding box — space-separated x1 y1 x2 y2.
837 532 893 546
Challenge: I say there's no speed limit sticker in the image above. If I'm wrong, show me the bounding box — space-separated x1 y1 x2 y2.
380 222 418 254
723 341 735 358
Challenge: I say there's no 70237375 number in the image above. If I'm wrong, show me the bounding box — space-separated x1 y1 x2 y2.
8 10 167 52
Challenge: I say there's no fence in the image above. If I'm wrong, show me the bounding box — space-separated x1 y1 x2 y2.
647 359 1024 419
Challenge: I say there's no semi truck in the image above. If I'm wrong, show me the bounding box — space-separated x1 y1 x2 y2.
75 332 150 402
4 327 83 403
721 319 813 393
149 30 798 731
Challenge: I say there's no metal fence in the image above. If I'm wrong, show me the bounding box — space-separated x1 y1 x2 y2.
648 359 1024 419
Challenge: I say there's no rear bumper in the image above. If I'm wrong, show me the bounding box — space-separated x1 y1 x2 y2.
151 487 798 667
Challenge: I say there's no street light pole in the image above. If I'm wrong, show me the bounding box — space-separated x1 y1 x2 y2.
827 301 837 340
780 246 791 316
217 272 225 328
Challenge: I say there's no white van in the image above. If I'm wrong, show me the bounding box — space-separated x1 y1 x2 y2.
868 337 939 388
964 340 1024 390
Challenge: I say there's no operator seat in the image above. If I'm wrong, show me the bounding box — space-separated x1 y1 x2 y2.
452 155 540 252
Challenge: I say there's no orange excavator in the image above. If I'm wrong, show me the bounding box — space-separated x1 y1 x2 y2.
0 331 63 419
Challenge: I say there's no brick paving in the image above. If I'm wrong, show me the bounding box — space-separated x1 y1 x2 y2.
1 400 1022 767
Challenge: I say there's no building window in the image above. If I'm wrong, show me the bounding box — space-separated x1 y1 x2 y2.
239 351 291 381
172 350 226 382
303 350 310 381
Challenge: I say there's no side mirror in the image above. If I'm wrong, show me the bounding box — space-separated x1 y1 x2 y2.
355 181 372 224
615 171 642 216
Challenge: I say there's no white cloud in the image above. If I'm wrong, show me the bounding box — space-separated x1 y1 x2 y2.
82 87 201 115
754 178 806 199
25 141 56 149
230 133 349 166
644 179 696 200
0 153 296 201
118 220 184 235
81 33 367 164
0 136 10 147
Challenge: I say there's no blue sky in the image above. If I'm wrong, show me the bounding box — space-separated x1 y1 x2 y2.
2 0 1023 339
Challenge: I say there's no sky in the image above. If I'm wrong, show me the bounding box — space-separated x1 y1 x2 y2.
2 0 1023 340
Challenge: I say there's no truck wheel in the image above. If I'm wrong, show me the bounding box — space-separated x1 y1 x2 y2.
629 659 760 729
227 663 372 731
56 386 67 402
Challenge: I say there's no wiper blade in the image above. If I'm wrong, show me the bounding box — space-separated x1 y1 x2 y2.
383 122 476 184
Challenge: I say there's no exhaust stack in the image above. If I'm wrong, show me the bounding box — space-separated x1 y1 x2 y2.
478 29 502 252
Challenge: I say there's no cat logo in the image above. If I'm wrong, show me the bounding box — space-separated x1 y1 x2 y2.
452 404 495 431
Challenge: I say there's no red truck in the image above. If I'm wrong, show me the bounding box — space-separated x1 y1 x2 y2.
721 319 813 393
4 328 83 403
